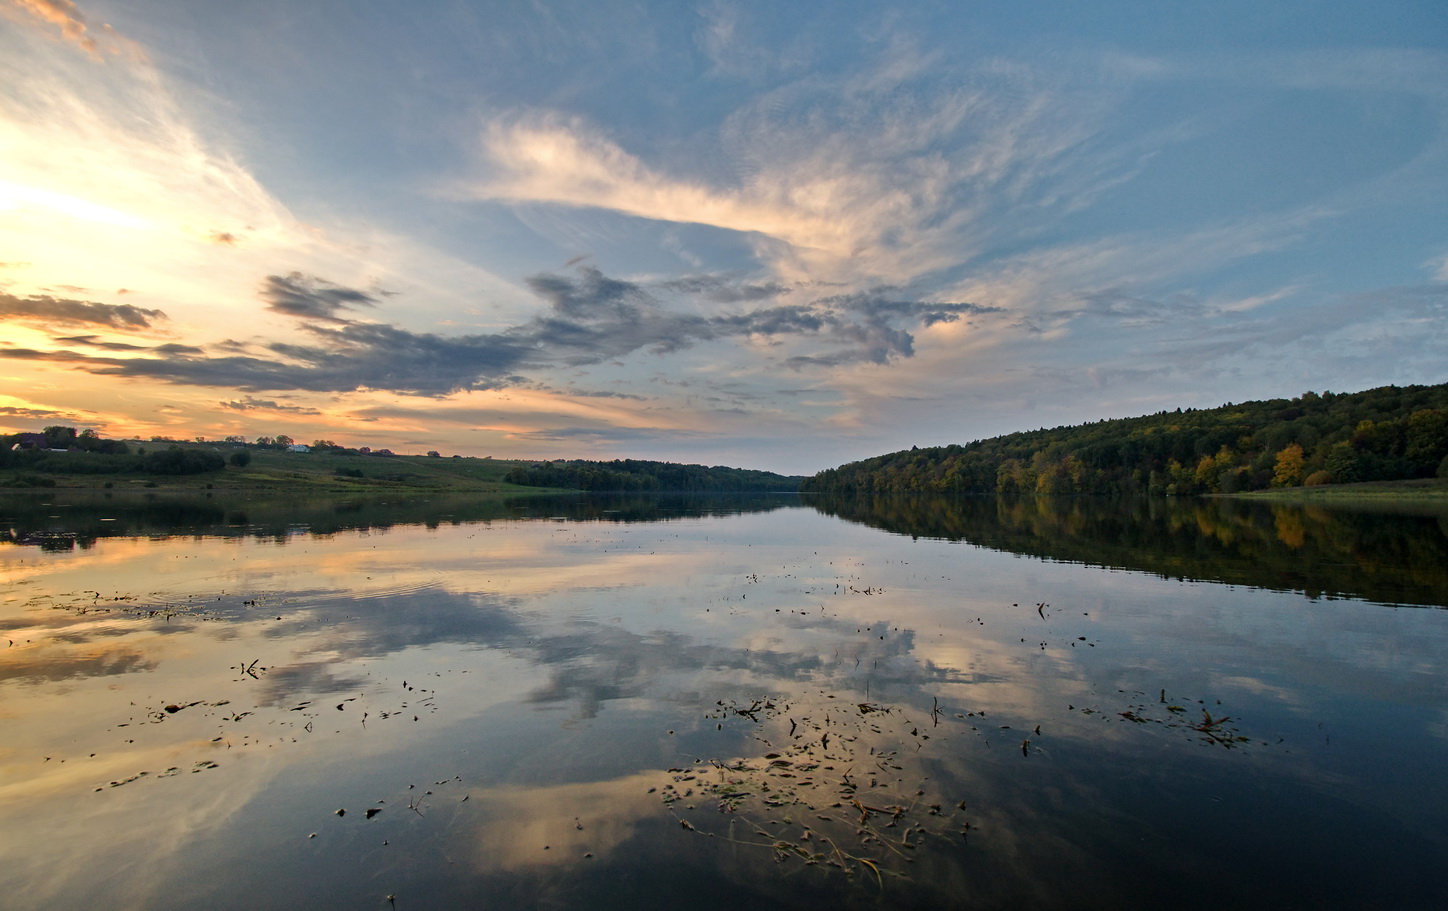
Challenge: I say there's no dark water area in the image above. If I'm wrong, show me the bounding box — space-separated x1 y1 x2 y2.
2 491 1446 910
0 489 801 546
811 493 1448 609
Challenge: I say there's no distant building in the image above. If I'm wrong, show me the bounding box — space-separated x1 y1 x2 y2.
288 444 311 453
9 432 47 451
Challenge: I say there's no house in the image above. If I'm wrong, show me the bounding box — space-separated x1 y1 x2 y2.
288 443 311 453
9 432 47 451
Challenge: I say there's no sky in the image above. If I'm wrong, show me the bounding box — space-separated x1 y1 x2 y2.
2 1 1446 475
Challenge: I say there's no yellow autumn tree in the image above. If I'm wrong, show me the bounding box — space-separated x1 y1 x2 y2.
1272 443 1305 487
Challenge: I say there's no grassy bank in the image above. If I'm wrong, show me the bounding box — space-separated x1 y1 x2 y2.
0 447 558 494
1230 477 1448 505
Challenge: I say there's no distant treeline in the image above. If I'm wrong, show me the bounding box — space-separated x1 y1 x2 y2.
801 383 1448 497
1 426 227 481
504 458 801 492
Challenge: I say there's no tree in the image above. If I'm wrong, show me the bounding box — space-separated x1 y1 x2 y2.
426 450 441 458
1272 444 1305 487
143 446 225 475
1324 443 1360 484
1405 409 1448 473
42 425 77 449
230 450 252 467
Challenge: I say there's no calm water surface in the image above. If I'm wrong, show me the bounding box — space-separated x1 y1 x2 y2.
2 492 1446 910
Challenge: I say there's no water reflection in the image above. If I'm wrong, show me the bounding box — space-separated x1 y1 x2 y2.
808 493 1448 608
1 495 1446 909
0 489 800 548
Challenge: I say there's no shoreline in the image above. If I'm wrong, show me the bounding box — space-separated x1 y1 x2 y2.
1225 477 1448 505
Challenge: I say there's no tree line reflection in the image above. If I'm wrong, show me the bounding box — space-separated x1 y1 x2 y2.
7 488 1446 610
0 490 802 549
806 494 1448 609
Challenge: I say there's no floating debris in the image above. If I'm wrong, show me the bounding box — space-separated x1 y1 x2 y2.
1083 690 1261 749
658 692 973 884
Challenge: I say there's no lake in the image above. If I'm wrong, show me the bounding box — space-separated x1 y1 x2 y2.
3 491 1446 910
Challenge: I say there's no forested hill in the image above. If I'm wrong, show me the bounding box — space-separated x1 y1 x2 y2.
801 383 1448 497
504 458 802 492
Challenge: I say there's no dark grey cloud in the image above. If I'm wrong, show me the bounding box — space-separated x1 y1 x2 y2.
219 397 322 415
0 292 165 329
661 273 794 303
755 290 999 366
213 338 258 354
0 404 79 420
525 265 644 320
0 267 997 396
260 272 378 322
52 335 148 351
52 335 203 355
520 269 995 367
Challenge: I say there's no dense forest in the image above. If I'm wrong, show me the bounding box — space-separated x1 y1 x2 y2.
802 383 1448 496
504 458 802 492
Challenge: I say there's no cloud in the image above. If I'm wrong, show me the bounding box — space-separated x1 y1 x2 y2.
0 266 996 396
51 335 201 354
259 272 379 323
659 274 794 303
474 112 855 260
0 291 165 329
468 48 1116 287
218 397 322 416
694 0 796 81
505 425 704 446
6 0 107 59
0 404 83 420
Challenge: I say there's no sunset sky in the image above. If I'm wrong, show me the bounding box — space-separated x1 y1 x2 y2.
2 0 1446 474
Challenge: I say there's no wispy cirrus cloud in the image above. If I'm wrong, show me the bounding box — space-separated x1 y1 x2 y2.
4 0 112 59
468 47 1111 287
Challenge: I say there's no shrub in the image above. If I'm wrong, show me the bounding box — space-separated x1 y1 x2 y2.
142 446 226 475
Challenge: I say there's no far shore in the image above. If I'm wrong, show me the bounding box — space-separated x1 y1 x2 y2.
0 449 556 495
1226 477 1448 505
7 448 1447 505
